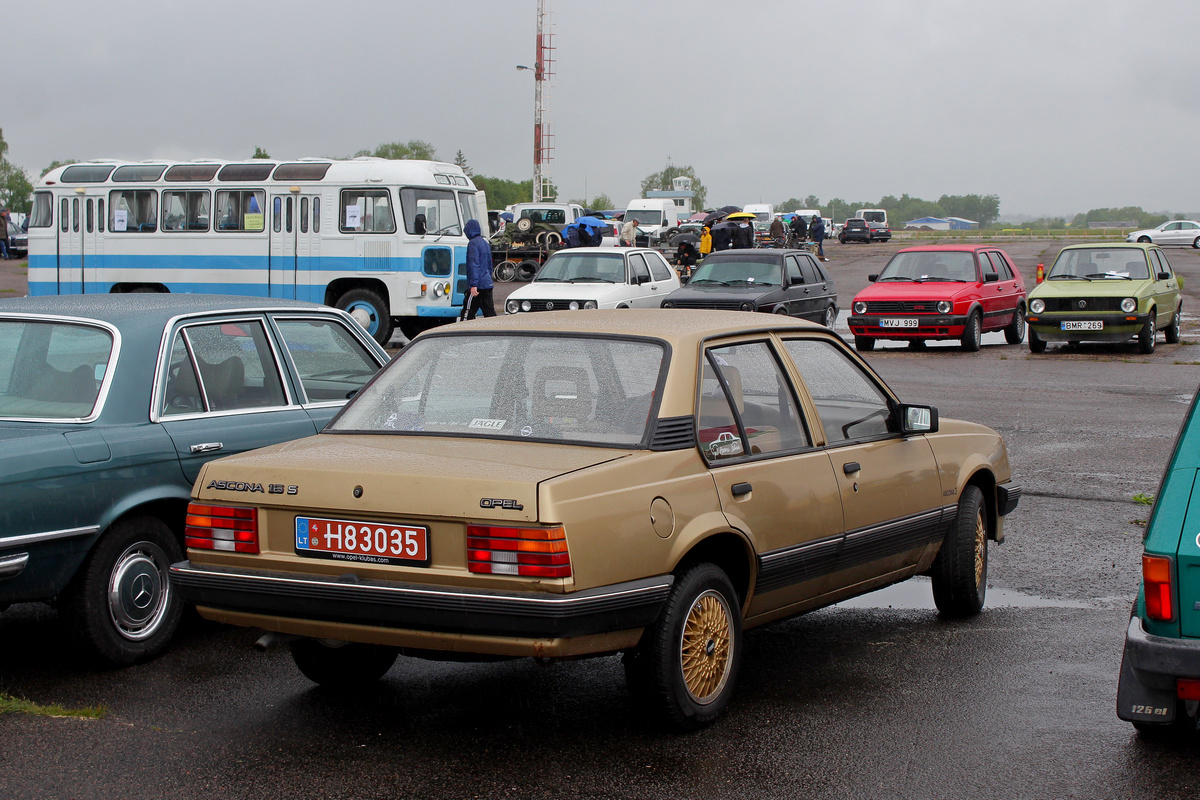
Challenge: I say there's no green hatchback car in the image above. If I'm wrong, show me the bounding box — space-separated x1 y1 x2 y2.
1118 390 1200 736
1024 243 1182 354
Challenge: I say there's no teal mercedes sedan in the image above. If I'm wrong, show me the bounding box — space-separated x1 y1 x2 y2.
0 294 388 665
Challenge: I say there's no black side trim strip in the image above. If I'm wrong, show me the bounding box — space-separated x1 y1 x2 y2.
756 507 954 594
170 562 672 639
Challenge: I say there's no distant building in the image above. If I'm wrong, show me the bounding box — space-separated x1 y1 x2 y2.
904 216 979 230
645 176 696 218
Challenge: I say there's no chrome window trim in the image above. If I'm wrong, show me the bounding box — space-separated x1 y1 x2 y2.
0 313 122 424
0 525 100 550
151 313 297 423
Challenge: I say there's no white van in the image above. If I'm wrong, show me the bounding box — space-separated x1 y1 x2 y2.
743 203 775 228
856 208 887 226
623 198 680 244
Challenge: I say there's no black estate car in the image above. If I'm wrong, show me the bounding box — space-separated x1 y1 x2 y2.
839 218 871 244
660 249 838 327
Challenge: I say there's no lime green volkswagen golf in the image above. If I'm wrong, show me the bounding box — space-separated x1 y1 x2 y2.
1024 243 1182 354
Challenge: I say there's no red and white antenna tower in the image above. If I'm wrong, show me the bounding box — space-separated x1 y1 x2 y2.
532 0 555 201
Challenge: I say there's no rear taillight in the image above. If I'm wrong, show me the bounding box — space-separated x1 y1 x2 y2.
467 525 571 578
186 503 259 554
1178 679 1200 701
1143 554 1174 622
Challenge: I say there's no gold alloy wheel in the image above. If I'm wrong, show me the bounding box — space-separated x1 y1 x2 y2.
679 589 733 704
974 509 987 588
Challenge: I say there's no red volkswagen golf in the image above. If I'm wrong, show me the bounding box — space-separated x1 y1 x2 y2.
847 245 1027 351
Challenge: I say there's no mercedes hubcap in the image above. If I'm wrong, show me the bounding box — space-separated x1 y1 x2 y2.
108 542 171 641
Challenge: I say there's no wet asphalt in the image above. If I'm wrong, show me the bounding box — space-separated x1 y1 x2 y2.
3 238 1200 799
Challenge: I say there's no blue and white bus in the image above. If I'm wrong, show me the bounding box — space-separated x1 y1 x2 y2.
27 158 487 344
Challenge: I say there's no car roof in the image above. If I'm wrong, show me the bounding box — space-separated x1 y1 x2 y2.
0 293 327 327
547 247 653 255
422 308 825 346
896 244 997 253
1059 242 1154 252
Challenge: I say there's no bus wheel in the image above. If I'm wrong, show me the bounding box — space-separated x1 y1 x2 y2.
337 288 393 346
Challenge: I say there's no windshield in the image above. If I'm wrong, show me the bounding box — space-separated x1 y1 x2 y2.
1047 248 1149 280
0 320 112 419
877 251 978 282
535 253 627 283
330 334 666 447
688 256 781 286
626 210 663 226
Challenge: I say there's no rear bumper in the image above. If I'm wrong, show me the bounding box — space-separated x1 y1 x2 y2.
170 560 672 640
1117 614 1200 723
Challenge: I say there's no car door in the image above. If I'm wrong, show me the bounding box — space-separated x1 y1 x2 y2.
1149 249 1181 326
780 337 944 587
797 254 832 322
270 313 389 430
1159 221 1184 245
158 316 318 485
697 338 845 616
626 252 660 308
1181 221 1200 248
981 251 1020 330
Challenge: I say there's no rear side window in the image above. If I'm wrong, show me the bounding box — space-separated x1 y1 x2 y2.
162 320 286 415
30 192 53 228
274 318 381 403
0 321 112 419
647 253 673 282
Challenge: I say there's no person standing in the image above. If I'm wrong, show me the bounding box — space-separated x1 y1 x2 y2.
768 215 785 245
809 214 827 261
789 213 807 245
620 217 640 247
0 209 9 260
699 225 713 256
733 219 754 249
464 218 495 319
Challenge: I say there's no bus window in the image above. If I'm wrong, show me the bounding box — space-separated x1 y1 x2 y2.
300 197 308 233
163 190 210 232
98 199 105 232
86 199 93 233
272 197 281 233
31 192 53 228
60 198 68 233
457 191 481 232
72 198 79 232
286 197 293 233
340 190 394 233
109 190 157 233
313 197 321 233
214 190 265 232
401 187 460 236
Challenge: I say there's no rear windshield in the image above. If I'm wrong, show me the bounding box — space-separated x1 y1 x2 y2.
1047 248 1150 280
330 334 666 447
860 211 886 224
0 320 113 419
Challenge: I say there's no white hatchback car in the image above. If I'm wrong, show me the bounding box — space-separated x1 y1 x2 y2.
505 247 681 313
1126 220 1200 248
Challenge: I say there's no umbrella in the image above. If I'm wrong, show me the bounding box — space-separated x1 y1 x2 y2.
687 212 708 221
725 211 757 221
499 212 514 221
574 215 606 229
716 205 741 215
670 232 701 245
702 211 727 225
712 221 739 231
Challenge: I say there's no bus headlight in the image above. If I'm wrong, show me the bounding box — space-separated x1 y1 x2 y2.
1121 297 1137 313
1030 298 1045 314
506 299 520 314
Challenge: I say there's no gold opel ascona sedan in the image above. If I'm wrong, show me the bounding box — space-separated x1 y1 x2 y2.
171 310 1019 730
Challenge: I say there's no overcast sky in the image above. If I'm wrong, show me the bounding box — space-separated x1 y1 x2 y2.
5 1 1198 218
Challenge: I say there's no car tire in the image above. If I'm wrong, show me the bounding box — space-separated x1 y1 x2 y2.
1138 236 1152 243
1004 304 1026 344
960 311 982 352
1139 313 1156 354
62 516 183 666
1166 304 1182 344
854 335 876 352
930 484 988 618
289 638 398 687
516 259 540 282
625 562 742 731
336 287 393 346
1193 236 1200 250
494 260 519 283
1028 327 1046 353
823 305 837 329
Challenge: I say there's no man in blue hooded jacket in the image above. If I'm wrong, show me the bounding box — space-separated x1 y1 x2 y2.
464 218 496 319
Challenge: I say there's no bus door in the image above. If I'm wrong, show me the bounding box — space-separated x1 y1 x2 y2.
269 193 320 299
452 245 468 308
56 196 83 294
81 195 104 292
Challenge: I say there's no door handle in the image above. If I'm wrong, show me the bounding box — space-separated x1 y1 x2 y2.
843 462 861 475
190 442 224 454
731 482 752 497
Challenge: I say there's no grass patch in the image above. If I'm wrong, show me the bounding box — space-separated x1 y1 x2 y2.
1133 493 1155 505
0 692 106 719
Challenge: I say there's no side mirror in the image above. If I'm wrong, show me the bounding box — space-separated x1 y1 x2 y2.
791 275 805 286
897 404 939 435
984 271 999 283
1158 271 1171 280
868 273 878 282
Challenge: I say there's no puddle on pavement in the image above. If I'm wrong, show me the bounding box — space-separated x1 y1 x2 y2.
834 576 1091 610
